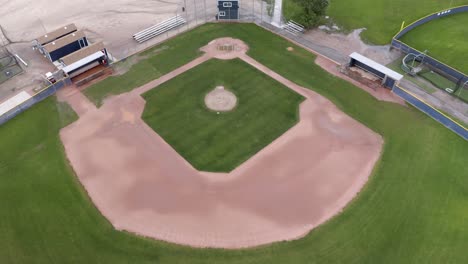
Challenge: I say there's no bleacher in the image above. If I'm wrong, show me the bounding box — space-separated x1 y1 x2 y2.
133 15 186 43
283 20 305 35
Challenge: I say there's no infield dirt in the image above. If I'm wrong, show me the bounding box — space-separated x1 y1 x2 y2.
59 39 383 248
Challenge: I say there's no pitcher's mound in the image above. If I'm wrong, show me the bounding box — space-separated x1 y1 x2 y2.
205 86 237 112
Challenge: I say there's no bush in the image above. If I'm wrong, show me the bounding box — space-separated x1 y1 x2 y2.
284 0 329 28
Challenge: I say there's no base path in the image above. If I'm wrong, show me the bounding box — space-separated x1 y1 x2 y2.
60 38 383 249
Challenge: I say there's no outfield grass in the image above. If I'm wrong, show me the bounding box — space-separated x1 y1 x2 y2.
328 0 468 44
142 59 303 172
1 24 468 263
399 12 468 75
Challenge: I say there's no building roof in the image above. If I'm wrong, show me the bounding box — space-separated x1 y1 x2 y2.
42 30 86 53
62 51 105 74
60 42 105 65
36 24 77 45
350 52 403 80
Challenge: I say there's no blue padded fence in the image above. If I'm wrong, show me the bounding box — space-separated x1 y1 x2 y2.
393 85 468 141
0 79 69 126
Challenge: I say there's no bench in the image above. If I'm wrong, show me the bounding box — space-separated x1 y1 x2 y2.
133 15 186 43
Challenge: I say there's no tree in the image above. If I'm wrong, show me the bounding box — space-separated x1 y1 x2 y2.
289 0 329 28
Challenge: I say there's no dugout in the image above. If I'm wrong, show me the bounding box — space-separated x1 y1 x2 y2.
59 42 108 80
41 31 88 62
217 0 239 20
349 52 403 89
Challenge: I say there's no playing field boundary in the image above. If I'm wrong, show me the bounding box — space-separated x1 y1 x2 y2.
391 5 468 86
392 85 468 141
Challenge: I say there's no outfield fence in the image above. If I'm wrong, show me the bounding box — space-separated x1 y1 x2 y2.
391 5 468 89
0 78 71 126
393 85 468 141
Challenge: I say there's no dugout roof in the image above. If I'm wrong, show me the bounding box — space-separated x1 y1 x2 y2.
60 42 105 65
350 52 403 81
62 51 105 74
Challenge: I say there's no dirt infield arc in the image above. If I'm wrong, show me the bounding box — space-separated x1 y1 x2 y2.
58 38 383 248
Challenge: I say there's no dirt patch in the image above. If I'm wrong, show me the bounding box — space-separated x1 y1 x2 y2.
304 28 400 65
204 86 237 112
200 37 249 60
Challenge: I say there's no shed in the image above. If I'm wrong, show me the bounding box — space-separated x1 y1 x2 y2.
349 52 403 89
42 31 88 62
217 0 239 20
36 24 77 46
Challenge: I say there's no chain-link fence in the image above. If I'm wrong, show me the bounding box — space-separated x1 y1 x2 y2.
118 0 278 61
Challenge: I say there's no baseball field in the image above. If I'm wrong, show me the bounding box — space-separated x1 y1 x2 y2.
1 23 467 263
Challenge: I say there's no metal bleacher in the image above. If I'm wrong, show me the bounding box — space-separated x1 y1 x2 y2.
133 15 186 43
283 20 305 35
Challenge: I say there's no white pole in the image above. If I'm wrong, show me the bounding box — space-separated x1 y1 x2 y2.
14 54 28 67
457 80 468 97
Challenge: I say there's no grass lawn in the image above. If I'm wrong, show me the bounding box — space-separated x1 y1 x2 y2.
142 59 303 172
420 70 457 90
399 12 468 75
328 0 468 44
1 23 468 263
